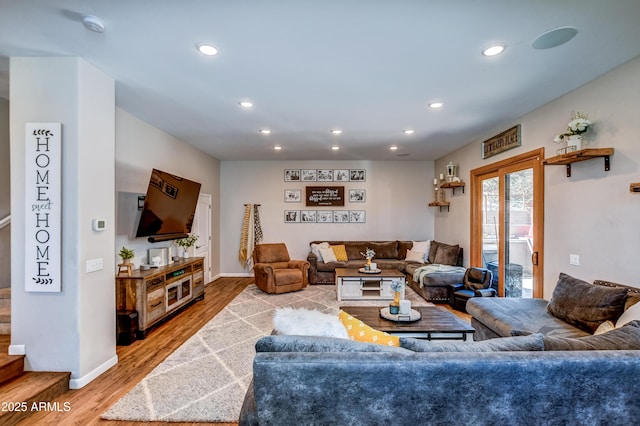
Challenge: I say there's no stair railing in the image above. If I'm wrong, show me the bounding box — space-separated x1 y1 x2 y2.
0 215 10 230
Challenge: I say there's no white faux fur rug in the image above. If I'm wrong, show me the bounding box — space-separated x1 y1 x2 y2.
101 284 431 423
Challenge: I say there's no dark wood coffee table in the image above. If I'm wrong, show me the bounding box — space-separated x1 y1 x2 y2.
341 305 475 341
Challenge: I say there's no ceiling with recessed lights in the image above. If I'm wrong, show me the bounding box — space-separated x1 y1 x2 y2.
0 1 639 161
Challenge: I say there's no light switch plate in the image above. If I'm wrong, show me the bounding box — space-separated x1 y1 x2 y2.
86 258 104 272
569 254 580 266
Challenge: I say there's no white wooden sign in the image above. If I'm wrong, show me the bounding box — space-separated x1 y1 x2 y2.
25 123 62 292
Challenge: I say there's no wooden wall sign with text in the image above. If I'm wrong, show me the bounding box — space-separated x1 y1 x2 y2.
305 186 345 206
482 124 521 159
25 123 62 292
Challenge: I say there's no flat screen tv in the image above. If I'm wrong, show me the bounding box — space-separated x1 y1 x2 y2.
135 169 201 242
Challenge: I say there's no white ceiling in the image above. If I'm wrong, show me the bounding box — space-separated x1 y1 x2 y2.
1 1 639 161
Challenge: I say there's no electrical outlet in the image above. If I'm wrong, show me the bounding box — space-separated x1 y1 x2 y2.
569 254 580 266
86 258 104 273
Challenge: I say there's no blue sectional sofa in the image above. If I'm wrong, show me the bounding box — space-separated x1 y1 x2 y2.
239 332 640 425
239 274 640 425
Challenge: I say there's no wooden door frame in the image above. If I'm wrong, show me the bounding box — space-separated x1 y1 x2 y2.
470 148 545 298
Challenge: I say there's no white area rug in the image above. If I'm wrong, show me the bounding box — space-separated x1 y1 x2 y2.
102 284 431 423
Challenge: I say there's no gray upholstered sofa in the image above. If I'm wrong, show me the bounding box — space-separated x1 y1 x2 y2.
468 274 640 341
239 331 640 425
307 240 465 302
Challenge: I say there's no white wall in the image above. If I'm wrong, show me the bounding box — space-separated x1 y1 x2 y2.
0 98 9 289
435 55 640 297
115 109 221 277
10 57 116 387
220 160 435 274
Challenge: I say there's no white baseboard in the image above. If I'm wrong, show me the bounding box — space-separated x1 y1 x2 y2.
69 354 118 389
219 272 253 277
8 344 26 355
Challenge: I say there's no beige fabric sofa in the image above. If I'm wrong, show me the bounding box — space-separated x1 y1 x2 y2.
307 240 465 302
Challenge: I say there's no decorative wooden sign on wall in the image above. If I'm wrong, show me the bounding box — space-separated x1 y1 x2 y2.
305 186 345 207
482 124 521 159
25 123 62 292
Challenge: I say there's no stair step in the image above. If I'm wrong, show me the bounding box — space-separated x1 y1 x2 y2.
0 371 70 425
0 354 24 385
0 323 9 335
0 288 10 299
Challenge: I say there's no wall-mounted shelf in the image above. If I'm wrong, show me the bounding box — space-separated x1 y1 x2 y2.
440 181 465 194
428 201 450 212
542 148 614 177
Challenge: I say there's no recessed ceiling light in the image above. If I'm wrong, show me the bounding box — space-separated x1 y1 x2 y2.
273 145 282 151
429 101 444 109
403 129 414 135
532 26 578 50
82 16 105 33
390 145 398 150
197 44 219 56
239 101 253 108
331 146 340 150
482 44 506 56
259 129 271 134
330 129 342 135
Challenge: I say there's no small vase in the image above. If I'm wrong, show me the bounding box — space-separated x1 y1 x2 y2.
566 135 582 152
183 249 189 259
123 258 131 265
389 291 401 314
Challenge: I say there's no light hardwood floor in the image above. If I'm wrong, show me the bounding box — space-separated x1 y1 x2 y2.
2 277 471 425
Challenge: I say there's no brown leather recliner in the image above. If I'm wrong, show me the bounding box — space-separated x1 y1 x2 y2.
252 243 310 294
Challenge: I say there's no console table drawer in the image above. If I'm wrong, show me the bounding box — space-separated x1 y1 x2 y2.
146 286 165 323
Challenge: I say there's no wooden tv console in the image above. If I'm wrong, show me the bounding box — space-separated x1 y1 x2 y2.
115 257 205 338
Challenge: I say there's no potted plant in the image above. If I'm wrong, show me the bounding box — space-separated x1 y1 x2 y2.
553 111 593 151
176 234 199 258
119 246 135 264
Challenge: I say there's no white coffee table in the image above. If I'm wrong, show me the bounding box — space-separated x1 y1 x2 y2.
335 268 406 301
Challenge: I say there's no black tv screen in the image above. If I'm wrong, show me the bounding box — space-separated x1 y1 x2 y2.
135 169 202 239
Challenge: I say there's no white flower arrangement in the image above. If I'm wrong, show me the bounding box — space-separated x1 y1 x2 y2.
390 279 404 293
176 234 199 248
360 248 376 260
554 111 592 143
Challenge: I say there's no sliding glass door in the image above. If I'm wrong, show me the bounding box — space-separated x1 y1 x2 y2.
471 149 544 298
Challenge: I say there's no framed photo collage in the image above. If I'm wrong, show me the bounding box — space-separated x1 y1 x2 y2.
283 169 366 224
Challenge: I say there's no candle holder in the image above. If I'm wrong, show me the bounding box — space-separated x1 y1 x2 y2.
446 162 457 182
439 182 447 203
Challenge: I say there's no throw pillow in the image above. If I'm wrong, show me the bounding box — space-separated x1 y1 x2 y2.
433 244 460 266
338 310 400 347
400 334 544 352
273 307 349 339
331 244 349 261
405 249 425 264
594 320 615 335
428 241 441 263
411 240 430 262
319 247 337 263
546 273 628 333
310 242 330 262
616 298 640 328
543 320 640 351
